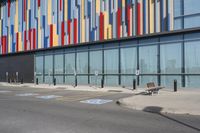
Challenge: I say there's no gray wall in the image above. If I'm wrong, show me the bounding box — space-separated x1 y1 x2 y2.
0 54 34 83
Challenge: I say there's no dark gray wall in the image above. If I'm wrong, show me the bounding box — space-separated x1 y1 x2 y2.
0 54 34 83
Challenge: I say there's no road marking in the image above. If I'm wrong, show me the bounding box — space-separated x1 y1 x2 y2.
36 95 62 99
16 93 39 97
0 91 12 93
80 99 113 105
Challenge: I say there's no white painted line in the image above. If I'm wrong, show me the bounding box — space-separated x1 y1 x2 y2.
36 95 62 99
16 93 39 97
80 99 113 105
0 91 12 93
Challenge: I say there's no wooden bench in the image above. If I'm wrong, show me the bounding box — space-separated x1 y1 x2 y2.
146 82 165 95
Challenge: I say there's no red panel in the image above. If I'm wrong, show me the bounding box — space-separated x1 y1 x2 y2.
2 36 7 54
29 29 32 50
33 29 36 49
60 0 62 11
50 24 53 47
117 8 121 39
74 19 78 44
16 33 19 52
24 0 26 21
24 31 27 51
61 21 65 46
137 3 141 35
38 0 41 7
67 20 71 44
99 12 104 41
127 5 131 37
1 37 3 54
8 0 11 17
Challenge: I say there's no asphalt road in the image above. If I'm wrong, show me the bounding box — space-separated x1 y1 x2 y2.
0 85 200 133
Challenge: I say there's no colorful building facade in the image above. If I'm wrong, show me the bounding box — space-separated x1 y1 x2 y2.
0 0 174 55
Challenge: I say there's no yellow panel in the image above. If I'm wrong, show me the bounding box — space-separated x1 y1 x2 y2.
81 0 85 43
53 24 58 46
104 12 108 40
64 0 68 21
8 34 11 53
122 0 125 7
150 0 155 33
170 0 174 30
156 0 161 32
96 0 100 14
18 32 22 51
15 0 19 33
38 9 41 48
48 0 52 25
28 0 31 10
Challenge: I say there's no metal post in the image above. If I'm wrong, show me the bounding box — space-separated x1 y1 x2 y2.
21 78 23 84
36 78 39 85
133 79 136 90
174 80 177 92
74 76 77 87
101 78 104 88
53 78 56 86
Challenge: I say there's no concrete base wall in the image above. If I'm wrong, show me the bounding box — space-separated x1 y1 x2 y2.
0 54 34 83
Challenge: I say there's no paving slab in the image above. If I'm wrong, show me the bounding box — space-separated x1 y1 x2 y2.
117 89 200 116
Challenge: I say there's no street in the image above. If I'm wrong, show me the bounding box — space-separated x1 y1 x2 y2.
0 85 200 133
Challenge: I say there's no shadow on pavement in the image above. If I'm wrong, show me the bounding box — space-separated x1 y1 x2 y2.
143 106 200 132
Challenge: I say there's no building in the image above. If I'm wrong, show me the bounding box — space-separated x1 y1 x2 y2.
0 0 200 88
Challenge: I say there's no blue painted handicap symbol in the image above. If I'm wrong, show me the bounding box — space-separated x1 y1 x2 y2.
36 95 62 99
80 99 113 105
16 93 39 96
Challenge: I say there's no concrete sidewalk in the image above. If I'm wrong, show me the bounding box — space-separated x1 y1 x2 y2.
0 82 134 93
117 89 200 116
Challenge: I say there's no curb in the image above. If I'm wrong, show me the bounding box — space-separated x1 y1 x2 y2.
116 99 200 116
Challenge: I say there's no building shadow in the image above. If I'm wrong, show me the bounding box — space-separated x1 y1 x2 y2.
143 106 200 132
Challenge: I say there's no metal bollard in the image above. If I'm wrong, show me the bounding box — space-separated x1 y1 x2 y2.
133 79 136 90
174 80 177 92
101 78 104 88
36 78 39 85
74 76 77 87
21 78 23 84
53 78 56 86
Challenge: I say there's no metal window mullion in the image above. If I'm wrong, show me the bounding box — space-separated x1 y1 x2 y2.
137 39 140 86
158 37 161 86
119 42 121 86
88 48 90 84
182 34 185 87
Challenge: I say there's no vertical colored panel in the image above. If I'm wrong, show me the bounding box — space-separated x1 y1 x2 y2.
67 20 71 44
33 29 36 50
99 12 104 40
117 8 121 39
137 2 141 35
61 21 65 46
50 24 53 47
74 19 78 44
24 31 27 51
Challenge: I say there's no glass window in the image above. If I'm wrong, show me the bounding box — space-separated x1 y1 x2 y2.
174 0 182 17
77 76 88 85
104 49 119 86
121 76 136 87
89 50 102 86
65 53 75 74
90 50 102 74
35 56 43 75
184 15 200 29
77 52 88 74
65 76 75 85
104 49 119 74
121 47 137 74
54 76 64 84
139 45 157 74
139 76 158 87
184 0 200 15
160 43 182 74
174 18 183 30
186 76 200 88
44 55 53 75
185 41 200 74
54 54 64 74
161 76 181 88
